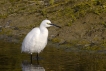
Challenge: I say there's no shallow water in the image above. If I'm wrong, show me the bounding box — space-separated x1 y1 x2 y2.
0 41 106 71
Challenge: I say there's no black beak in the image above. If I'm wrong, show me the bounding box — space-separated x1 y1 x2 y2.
50 24 61 28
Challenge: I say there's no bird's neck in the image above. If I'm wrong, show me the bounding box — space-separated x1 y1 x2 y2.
39 26 48 35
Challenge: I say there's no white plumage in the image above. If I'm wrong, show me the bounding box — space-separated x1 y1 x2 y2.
22 27 48 54
21 19 60 59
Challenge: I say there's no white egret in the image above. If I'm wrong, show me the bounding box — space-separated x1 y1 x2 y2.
21 19 61 63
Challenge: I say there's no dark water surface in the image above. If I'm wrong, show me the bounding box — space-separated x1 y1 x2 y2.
0 41 106 71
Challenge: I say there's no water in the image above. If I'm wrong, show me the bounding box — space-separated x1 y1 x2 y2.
0 41 106 71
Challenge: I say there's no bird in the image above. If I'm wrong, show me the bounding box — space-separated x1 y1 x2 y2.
21 19 61 63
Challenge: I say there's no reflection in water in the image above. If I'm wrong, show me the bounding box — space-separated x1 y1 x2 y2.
22 61 45 71
1 41 106 71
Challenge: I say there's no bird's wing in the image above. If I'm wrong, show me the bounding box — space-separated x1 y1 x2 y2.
27 27 40 39
22 27 40 52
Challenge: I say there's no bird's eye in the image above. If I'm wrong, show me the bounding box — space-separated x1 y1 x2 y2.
47 23 50 24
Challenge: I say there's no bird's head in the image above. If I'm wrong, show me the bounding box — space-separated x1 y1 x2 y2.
40 19 61 28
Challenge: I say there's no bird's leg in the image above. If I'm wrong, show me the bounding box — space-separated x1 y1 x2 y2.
30 53 32 64
36 53 39 65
